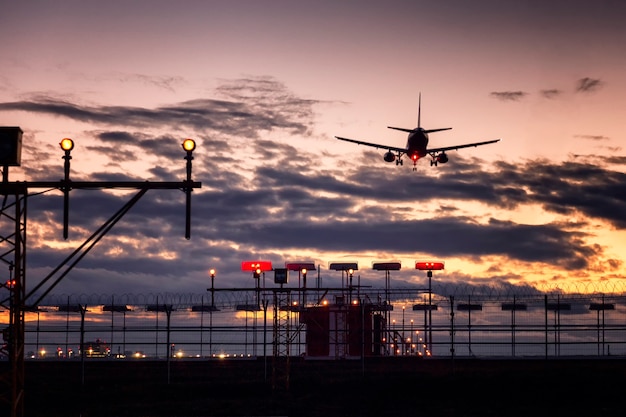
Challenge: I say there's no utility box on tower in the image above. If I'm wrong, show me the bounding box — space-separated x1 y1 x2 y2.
0 126 23 166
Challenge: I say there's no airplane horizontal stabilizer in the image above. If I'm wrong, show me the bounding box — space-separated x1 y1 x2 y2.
387 126 413 133
424 127 452 134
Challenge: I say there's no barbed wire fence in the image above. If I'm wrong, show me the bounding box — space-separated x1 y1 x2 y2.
4 281 626 360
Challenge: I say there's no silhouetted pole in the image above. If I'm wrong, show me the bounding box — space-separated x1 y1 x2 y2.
60 138 73 240
449 296 455 359
511 296 516 357
302 268 307 307
209 269 216 357
155 296 159 357
199 296 204 357
166 305 172 384
543 295 548 359
182 139 195 240
361 298 365 376
263 298 269 381
428 270 433 354
79 305 87 385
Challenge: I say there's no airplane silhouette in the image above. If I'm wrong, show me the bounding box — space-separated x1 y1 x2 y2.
335 94 501 171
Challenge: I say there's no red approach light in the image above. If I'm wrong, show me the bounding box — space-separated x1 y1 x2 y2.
372 262 401 271
241 260 273 272
415 261 444 271
285 262 316 271
329 262 358 271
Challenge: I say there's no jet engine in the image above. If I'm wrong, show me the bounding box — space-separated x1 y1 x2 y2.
437 152 449 164
383 151 396 163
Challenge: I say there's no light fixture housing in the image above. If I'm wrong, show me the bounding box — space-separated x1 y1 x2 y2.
60 138 74 151
182 138 196 152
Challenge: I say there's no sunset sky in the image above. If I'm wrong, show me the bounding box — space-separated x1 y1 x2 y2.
1 0 625 299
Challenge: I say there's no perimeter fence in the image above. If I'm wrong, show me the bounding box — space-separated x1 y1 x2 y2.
3 283 626 360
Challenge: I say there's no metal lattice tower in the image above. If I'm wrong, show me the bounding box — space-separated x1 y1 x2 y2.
0 188 27 417
272 289 291 390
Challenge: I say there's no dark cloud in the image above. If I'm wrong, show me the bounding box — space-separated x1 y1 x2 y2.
575 134 609 141
576 77 603 93
492 77 604 101
0 77 317 139
118 73 184 92
490 159 626 229
540 89 561 99
489 91 527 101
96 130 138 143
220 215 598 270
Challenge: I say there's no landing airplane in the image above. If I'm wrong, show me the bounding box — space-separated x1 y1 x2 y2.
335 94 501 171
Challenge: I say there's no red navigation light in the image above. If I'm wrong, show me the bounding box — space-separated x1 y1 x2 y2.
241 260 273 272
415 261 444 271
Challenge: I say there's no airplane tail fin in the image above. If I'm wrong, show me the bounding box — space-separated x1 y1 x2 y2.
418 92 452 133
387 93 452 133
417 92 421 127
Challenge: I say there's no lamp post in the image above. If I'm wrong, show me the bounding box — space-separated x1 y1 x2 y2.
199 295 204 358
348 268 354 303
402 306 405 355
301 268 307 306
409 319 413 354
209 268 215 357
182 139 196 240
59 138 73 239
428 271 432 354
391 319 398 356
210 269 216 307
416 261 445 355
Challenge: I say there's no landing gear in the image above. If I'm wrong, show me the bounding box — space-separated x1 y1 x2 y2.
430 159 438 167
396 159 403 166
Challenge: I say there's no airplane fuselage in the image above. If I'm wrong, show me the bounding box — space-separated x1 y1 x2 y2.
406 128 429 161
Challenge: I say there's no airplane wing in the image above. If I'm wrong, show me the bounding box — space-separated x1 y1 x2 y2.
428 138 501 154
334 136 407 154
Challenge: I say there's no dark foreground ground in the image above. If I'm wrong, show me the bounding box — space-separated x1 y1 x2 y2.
16 356 626 417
